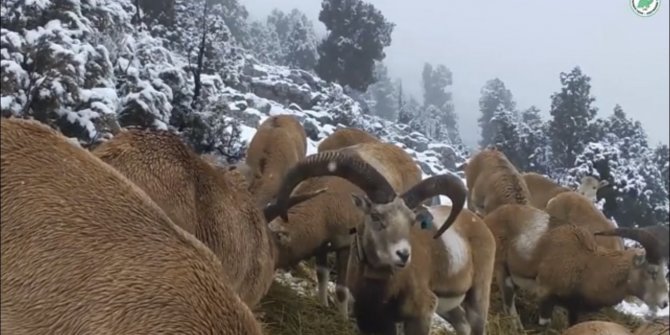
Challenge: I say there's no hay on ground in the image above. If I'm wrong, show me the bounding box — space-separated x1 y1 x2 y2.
256 280 358 335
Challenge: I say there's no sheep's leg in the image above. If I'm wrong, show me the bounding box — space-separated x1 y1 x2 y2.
335 247 351 317
402 315 432 335
315 251 330 306
437 306 471 335
495 265 523 331
537 293 558 327
463 290 487 335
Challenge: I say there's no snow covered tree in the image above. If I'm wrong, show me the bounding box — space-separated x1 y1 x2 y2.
0 0 134 144
315 0 395 91
490 105 522 167
262 9 318 71
653 144 669 198
548 66 598 169
284 14 319 71
246 20 283 64
567 107 668 228
421 63 460 144
517 106 552 173
399 95 421 129
363 62 397 121
213 0 249 45
478 78 516 148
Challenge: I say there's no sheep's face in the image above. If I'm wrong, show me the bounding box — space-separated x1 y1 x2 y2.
352 194 419 269
629 253 669 310
577 176 608 201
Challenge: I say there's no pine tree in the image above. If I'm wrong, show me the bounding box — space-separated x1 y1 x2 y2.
284 17 318 71
653 144 670 200
548 66 598 168
315 0 395 91
518 106 552 173
421 63 460 144
478 78 516 148
263 8 319 71
364 62 397 121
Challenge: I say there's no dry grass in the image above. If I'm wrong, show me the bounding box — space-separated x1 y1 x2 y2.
256 279 357 335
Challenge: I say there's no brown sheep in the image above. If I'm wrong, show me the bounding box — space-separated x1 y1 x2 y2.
561 321 633 335
545 191 623 250
347 203 493 335
244 114 307 207
267 142 466 318
522 172 609 210
92 129 321 308
317 127 380 152
270 151 466 332
484 204 669 328
522 172 571 210
461 148 530 216
0 118 263 335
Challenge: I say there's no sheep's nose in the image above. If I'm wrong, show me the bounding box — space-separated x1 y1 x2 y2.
661 301 668 309
396 249 410 263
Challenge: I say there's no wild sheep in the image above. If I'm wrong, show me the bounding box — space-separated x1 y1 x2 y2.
522 172 570 209
484 204 669 328
561 321 632 335
265 139 422 316
92 129 322 308
545 191 623 250
522 173 610 210
561 319 669 335
1 118 263 334
460 148 530 216
347 202 493 335
244 114 308 207
576 175 609 201
268 143 466 319
270 151 470 333
317 127 380 152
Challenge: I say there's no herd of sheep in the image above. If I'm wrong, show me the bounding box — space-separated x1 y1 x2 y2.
1 115 668 335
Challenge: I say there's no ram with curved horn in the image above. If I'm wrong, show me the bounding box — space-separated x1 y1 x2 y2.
265 141 425 311
272 150 470 334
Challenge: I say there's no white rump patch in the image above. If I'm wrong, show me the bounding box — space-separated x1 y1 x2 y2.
428 206 469 275
538 317 551 326
514 210 549 261
327 161 337 172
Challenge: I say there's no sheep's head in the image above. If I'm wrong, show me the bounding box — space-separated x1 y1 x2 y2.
596 228 669 310
577 176 608 201
271 149 467 270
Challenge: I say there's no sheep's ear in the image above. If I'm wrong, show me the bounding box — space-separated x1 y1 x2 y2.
633 254 646 267
351 193 371 213
598 180 609 188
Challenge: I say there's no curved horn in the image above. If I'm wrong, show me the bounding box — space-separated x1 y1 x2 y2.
595 228 663 264
273 151 396 221
400 173 467 239
263 188 327 222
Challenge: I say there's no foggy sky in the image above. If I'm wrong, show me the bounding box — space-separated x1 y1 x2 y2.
243 0 669 147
